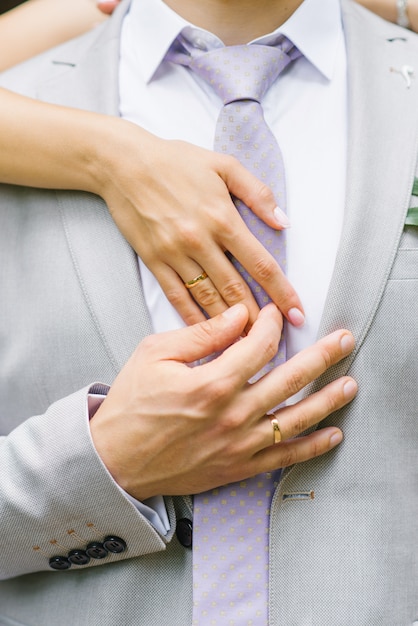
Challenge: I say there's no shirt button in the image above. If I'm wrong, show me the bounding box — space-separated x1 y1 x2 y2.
85 542 108 559
103 536 127 554
49 555 71 571
176 518 193 548
68 549 91 566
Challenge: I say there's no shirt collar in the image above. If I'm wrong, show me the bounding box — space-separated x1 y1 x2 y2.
127 0 343 83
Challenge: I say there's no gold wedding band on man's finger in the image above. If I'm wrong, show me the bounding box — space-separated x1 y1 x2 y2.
184 271 208 289
270 417 282 445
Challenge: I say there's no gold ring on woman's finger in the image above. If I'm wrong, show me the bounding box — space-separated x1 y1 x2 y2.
271 417 282 445
184 271 208 289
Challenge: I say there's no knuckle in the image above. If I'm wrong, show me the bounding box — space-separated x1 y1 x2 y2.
199 366 234 400
221 154 239 170
255 181 275 205
278 446 298 468
252 256 278 282
205 413 243 449
178 222 204 252
323 389 340 415
164 286 187 308
182 310 204 326
216 421 248 460
290 409 310 436
156 231 179 258
138 334 156 350
321 382 346 415
308 437 324 459
220 279 248 304
193 283 220 307
219 411 242 435
264 335 279 362
196 318 219 344
318 344 333 370
283 367 306 397
137 333 160 357
193 317 237 356
197 373 237 411
210 208 230 232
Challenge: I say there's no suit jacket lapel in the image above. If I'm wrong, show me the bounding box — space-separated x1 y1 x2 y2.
309 0 418 392
274 0 418 537
37 0 152 373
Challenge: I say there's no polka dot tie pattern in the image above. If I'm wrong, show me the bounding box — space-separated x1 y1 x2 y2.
168 38 300 374
167 39 301 625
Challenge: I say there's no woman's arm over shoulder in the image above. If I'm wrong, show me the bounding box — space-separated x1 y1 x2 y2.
0 0 119 72
355 0 418 32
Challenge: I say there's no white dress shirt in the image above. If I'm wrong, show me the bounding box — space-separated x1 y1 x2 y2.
116 0 348 533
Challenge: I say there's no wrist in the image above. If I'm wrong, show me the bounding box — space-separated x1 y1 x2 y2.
89 403 155 503
82 114 126 197
87 116 162 202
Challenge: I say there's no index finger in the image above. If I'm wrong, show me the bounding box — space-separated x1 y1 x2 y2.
248 329 355 415
224 218 305 327
204 303 284 386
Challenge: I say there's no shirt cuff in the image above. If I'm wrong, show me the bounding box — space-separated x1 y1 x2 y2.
87 384 170 536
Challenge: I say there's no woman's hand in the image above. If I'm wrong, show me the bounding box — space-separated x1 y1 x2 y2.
0 89 304 329
95 119 305 328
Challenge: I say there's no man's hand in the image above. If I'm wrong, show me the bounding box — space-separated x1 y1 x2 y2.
90 304 357 500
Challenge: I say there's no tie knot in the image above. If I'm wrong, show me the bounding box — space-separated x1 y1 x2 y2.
168 41 299 105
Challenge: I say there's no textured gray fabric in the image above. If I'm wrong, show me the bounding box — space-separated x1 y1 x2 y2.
0 0 417 624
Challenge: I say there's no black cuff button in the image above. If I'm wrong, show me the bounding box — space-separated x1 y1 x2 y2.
103 536 127 554
176 518 193 548
86 542 108 559
49 555 71 571
68 549 91 566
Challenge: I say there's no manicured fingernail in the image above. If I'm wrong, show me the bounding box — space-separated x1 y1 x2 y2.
273 207 291 228
330 431 343 447
343 379 357 400
288 307 305 327
340 333 354 355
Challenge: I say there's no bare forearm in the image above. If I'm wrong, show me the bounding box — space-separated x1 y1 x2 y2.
355 0 418 32
0 0 107 71
0 87 147 194
0 85 305 327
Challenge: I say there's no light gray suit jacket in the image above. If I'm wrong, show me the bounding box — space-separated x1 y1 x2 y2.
0 1 417 624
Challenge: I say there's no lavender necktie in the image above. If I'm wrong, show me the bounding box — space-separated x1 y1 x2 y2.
168 38 301 625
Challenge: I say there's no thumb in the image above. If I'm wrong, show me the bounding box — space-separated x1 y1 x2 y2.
221 157 289 230
159 304 249 363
